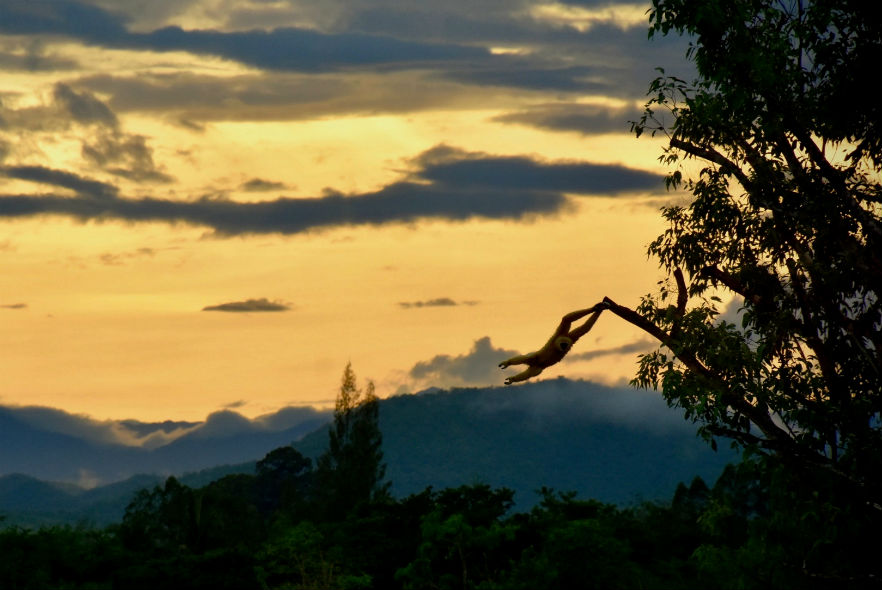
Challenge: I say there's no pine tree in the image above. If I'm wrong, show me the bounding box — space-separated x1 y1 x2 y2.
316 363 389 518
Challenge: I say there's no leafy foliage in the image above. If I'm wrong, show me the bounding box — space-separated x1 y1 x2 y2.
315 362 390 518
618 0 882 508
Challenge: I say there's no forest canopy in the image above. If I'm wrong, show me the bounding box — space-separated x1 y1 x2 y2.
579 0 882 505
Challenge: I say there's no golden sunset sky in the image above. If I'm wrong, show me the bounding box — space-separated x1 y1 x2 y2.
0 0 699 421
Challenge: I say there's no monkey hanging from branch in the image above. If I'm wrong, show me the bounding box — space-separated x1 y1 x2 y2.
498 302 609 384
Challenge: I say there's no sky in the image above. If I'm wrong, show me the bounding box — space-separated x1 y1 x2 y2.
0 0 698 422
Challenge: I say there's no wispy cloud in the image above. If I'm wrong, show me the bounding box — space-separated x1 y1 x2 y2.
240 178 288 192
81 131 174 183
1 83 171 183
566 338 657 361
202 298 291 312
398 297 478 309
53 82 118 126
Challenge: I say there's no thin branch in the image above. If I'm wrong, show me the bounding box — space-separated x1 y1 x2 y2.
669 138 756 191
601 296 793 447
702 265 763 305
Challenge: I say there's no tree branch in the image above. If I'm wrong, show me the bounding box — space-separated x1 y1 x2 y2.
669 138 756 191
702 265 763 305
601 296 794 447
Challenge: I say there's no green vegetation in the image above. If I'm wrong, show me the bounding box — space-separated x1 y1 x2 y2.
597 1 881 584
2 1 878 586
2 365 878 588
620 0 882 491
2 449 875 589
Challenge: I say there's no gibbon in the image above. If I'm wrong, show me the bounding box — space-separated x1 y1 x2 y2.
498 303 606 384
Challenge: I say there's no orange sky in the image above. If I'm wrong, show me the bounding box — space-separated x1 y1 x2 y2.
0 0 700 421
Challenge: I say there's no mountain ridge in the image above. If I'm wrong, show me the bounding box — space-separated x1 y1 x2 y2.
0 379 737 526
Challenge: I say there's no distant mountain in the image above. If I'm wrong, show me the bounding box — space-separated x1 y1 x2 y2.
0 379 738 526
0 469 254 528
0 405 330 485
295 379 737 507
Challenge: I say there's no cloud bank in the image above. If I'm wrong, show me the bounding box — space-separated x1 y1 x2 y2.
1 402 332 449
0 1 488 72
0 145 661 236
408 336 521 388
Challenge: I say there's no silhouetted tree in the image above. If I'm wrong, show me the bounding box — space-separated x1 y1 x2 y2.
580 0 882 510
120 476 199 553
316 363 390 519
256 446 313 519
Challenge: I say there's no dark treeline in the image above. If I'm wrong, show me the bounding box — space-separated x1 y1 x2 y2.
1 365 878 589
1 459 877 589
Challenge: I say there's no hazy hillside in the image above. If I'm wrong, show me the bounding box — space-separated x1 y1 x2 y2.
0 379 736 525
0 405 329 485
295 379 736 507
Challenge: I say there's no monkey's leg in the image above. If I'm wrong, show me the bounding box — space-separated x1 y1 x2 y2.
504 366 543 385
498 352 536 369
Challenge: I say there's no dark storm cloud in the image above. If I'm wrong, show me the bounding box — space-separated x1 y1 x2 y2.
494 102 644 135
202 298 291 312
0 0 488 72
0 182 566 234
409 336 521 387
0 0 129 40
413 145 662 195
1 302 27 309
0 1 691 102
398 298 478 309
0 146 660 234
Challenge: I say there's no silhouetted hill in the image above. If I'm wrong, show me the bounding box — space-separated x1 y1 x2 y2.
0 405 328 485
0 380 737 525
294 379 736 507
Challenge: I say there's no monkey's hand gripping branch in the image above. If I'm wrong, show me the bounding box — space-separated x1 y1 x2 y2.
498 268 792 454
598 272 794 454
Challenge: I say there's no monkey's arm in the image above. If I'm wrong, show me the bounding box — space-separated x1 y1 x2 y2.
504 365 543 385
499 351 537 368
560 303 607 323
568 309 603 342
554 303 606 333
